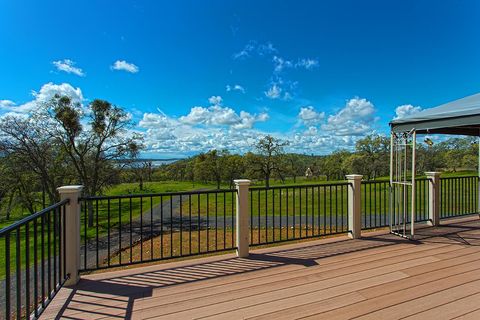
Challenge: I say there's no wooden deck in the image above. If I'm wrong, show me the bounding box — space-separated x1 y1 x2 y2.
42 216 480 320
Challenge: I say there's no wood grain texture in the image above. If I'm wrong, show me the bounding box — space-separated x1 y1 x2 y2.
40 216 480 320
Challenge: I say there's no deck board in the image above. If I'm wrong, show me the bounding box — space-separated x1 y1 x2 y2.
41 216 480 320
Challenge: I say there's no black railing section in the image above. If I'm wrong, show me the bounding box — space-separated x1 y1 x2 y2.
79 189 237 271
248 183 349 246
440 176 479 218
361 178 430 229
1 200 69 320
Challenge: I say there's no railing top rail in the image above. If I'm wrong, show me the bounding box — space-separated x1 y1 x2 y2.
361 180 390 184
250 181 350 191
80 188 237 201
0 198 69 236
361 178 430 185
440 175 479 180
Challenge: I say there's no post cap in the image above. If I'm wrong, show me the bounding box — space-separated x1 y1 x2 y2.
345 174 363 180
234 179 251 186
425 172 441 177
57 185 84 194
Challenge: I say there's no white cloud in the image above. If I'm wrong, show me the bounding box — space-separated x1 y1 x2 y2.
111 60 139 73
295 58 318 70
139 97 270 154
273 56 318 73
179 101 267 129
53 59 85 77
226 84 245 93
273 56 293 73
298 106 325 125
265 84 282 99
139 111 269 154
0 100 16 110
0 83 84 116
394 104 422 119
208 95 223 106
321 97 376 136
233 41 277 60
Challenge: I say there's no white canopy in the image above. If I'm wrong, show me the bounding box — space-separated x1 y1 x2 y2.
390 93 480 136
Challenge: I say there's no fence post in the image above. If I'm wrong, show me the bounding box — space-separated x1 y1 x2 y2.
234 179 251 258
346 174 362 239
426 172 441 226
57 185 83 286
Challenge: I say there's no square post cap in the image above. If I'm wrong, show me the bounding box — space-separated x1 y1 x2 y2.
345 174 363 180
234 179 251 186
57 185 84 194
425 172 441 177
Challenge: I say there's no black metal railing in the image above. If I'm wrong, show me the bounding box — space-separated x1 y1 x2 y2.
1 200 69 320
79 189 237 271
440 176 479 218
361 178 430 229
248 183 349 246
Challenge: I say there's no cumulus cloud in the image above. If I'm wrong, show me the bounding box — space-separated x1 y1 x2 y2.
265 84 282 99
138 97 271 154
53 59 85 76
111 60 139 73
321 97 376 136
298 106 325 125
139 111 269 154
179 96 267 129
0 83 84 116
0 100 16 110
208 95 223 106
226 84 245 93
394 104 422 119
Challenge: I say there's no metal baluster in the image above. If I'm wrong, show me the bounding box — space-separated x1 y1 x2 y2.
119 198 122 266
5 232 11 319
16 229 22 319
107 199 110 267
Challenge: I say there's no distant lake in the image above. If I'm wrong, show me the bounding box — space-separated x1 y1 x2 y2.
115 158 184 167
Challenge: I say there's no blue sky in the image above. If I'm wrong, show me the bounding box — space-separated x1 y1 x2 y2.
1 0 479 157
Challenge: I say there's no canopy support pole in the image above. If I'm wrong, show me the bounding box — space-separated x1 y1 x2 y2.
411 131 416 238
389 132 394 231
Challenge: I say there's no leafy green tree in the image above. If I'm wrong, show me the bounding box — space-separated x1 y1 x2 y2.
0 114 73 207
249 135 289 188
41 95 143 226
355 134 389 179
221 153 246 188
323 150 350 180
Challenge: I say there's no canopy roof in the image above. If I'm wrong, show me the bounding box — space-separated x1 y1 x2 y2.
390 93 480 136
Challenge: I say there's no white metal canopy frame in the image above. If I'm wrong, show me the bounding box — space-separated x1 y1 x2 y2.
389 92 480 239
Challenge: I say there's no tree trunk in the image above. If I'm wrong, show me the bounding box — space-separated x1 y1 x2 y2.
6 191 15 220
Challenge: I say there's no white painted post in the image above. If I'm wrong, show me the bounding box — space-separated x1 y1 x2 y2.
57 185 83 286
234 179 250 258
426 172 441 227
346 174 362 239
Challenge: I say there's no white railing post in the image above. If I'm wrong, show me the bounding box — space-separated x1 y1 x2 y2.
57 185 83 286
426 172 441 226
346 174 362 239
234 179 250 258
